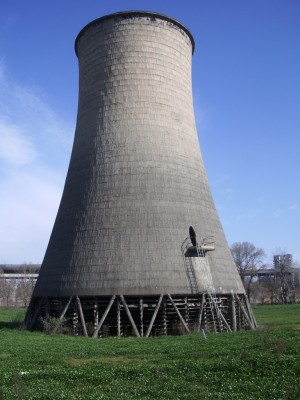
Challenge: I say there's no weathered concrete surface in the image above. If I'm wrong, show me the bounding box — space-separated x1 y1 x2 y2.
33 12 245 297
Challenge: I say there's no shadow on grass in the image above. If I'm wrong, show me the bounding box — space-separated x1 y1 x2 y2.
0 309 26 330
0 320 24 330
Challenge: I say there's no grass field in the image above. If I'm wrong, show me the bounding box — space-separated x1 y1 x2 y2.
0 305 299 400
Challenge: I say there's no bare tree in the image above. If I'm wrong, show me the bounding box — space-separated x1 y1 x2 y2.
231 242 265 299
0 268 16 307
259 274 280 304
16 264 37 307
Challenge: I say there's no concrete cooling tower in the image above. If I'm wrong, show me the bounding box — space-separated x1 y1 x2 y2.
25 11 256 336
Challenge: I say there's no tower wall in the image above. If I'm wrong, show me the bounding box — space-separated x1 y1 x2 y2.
32 12 244 298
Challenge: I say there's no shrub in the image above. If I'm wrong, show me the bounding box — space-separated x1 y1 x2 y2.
40 316 68 334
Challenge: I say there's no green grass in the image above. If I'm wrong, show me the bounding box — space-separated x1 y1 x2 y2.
0 308 25 327
0 305 299 400
253 304 300 327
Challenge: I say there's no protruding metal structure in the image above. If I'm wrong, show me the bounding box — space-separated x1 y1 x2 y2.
25 11 256 336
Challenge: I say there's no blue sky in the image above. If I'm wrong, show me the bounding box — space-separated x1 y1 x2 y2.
0 0 299 265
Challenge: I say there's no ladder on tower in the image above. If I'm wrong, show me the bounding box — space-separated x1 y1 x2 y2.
205 292 228 332
181 234 231 333
196 239 226 332
196 238 215 293
184 255 199 294
181 237 199 294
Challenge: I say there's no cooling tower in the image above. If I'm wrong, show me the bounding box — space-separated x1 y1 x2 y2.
26 11 256 336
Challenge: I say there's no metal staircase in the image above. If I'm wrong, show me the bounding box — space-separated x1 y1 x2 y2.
195 238 215 293
181 228 231 333
181 237 199 294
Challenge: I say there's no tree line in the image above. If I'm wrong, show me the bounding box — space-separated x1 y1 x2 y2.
231 242 300 304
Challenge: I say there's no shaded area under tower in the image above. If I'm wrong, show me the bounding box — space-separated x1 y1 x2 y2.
25 293 256 337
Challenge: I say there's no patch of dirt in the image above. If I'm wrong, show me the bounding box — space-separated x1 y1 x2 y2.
65 356 129 365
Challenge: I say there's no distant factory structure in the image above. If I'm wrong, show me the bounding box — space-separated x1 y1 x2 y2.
0 264 39 307
273 254 292 270
252 255 296 281
0 264 40 280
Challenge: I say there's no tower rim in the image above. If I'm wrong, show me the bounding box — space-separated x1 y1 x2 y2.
74 10 195 57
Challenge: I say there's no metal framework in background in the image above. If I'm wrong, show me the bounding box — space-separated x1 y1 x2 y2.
25 292 256 338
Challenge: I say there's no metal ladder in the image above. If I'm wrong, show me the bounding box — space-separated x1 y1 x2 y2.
185 256 199 294
196 239 215 293
181 236 215 294
181 237 199 294
182 234 231 333
206 292 225 332
195 242 225 332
